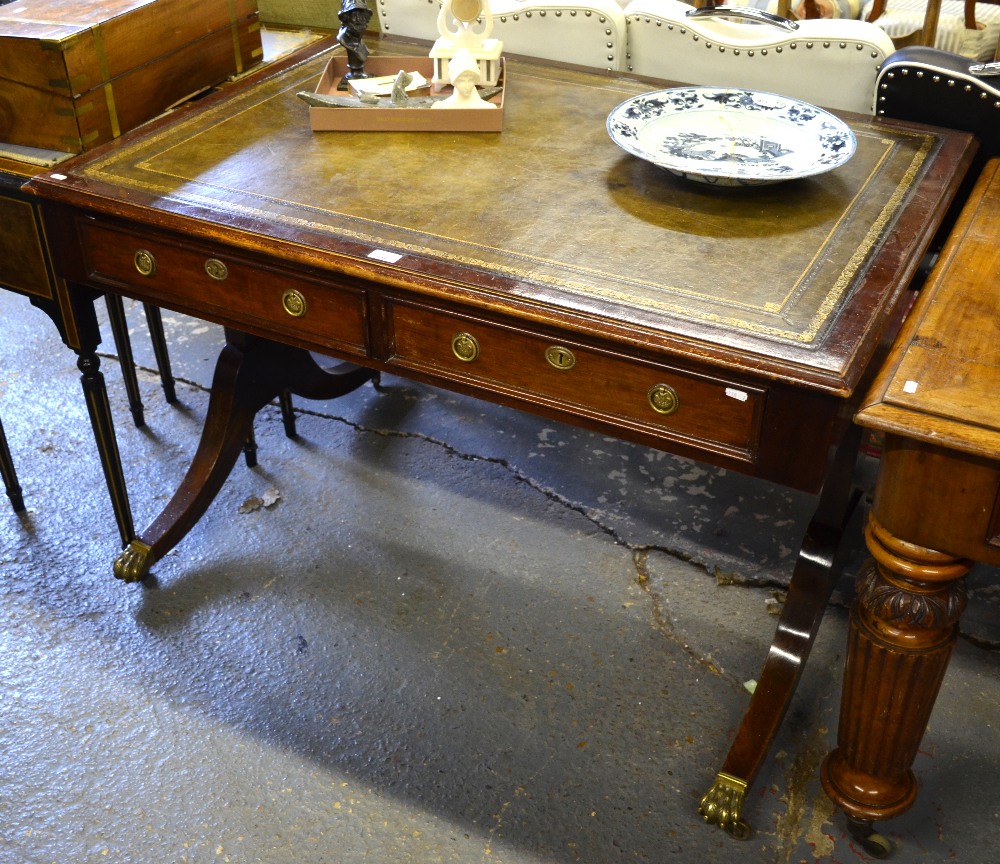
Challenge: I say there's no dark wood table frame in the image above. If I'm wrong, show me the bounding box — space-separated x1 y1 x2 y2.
24 36 977 841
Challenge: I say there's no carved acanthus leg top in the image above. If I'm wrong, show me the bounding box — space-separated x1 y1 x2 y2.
822 513 970 824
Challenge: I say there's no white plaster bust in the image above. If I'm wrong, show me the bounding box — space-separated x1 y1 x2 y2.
432 50 497 109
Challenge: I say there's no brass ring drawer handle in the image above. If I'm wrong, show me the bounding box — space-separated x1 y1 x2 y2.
282 289 307 317
648 383 680 415
134 249 156 277
451 332 480 362
204 258 228 281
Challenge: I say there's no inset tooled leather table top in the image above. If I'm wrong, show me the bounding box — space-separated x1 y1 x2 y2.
33 37 974 392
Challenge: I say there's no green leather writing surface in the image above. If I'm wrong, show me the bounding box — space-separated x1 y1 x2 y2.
82 45 935 353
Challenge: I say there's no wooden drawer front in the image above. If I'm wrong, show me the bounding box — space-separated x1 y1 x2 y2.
0 194 53 300
386 301 764 459
80 220 367 357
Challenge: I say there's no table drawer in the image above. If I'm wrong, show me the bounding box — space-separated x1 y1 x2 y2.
78 219 368 357
385 300 765 460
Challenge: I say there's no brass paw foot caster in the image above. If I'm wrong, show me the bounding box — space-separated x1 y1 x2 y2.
846 816 892 858
698 772 752 840
114 539 155 582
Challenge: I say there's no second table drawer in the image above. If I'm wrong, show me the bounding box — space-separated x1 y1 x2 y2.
385 300 765 460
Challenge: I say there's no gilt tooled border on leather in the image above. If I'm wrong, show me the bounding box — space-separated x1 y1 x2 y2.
74 51 939 347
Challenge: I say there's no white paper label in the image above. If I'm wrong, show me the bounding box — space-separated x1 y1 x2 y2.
368 249 403 264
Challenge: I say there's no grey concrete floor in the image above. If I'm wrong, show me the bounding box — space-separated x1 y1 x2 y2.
2 287 999 864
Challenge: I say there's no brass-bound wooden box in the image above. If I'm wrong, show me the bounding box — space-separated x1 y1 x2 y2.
0 0 264 153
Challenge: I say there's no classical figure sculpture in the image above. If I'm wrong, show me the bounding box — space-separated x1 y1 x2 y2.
433 50 496 109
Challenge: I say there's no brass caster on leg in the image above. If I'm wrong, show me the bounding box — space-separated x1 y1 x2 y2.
114 539 155 583
699 772 752 840
846 816 892 858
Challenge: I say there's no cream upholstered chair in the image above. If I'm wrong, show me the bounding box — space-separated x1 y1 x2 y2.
374 0 629 70
621 0 896 113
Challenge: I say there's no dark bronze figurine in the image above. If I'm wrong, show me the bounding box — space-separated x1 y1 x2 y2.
337 0 374 89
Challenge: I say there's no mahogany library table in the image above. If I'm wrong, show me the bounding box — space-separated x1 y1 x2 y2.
821 157 1000 856
25 35 977 842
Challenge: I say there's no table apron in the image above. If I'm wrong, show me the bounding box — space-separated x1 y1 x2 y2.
53 208 844 492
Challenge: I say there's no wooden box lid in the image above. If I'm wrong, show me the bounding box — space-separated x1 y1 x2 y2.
0 0 262 152
0 0 258 98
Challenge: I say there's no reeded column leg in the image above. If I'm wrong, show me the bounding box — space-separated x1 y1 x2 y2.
279 390 297 438
821 513 970 857
142 303 177 404
78 350 135 547
0 413 25 512
243 424 259 469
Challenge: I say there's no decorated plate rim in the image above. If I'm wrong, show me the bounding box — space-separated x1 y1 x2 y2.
606 86 857 184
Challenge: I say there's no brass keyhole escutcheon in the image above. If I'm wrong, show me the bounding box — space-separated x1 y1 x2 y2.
204 258 228 281
648 383 679 415
451 332 480 362
545 345 575 370
282 289 307 317
134 249 156 277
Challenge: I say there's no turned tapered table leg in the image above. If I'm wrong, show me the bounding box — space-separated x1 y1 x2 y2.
78 348 135 547
105 294 147 428
821 513 970 856
142 302 177 404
